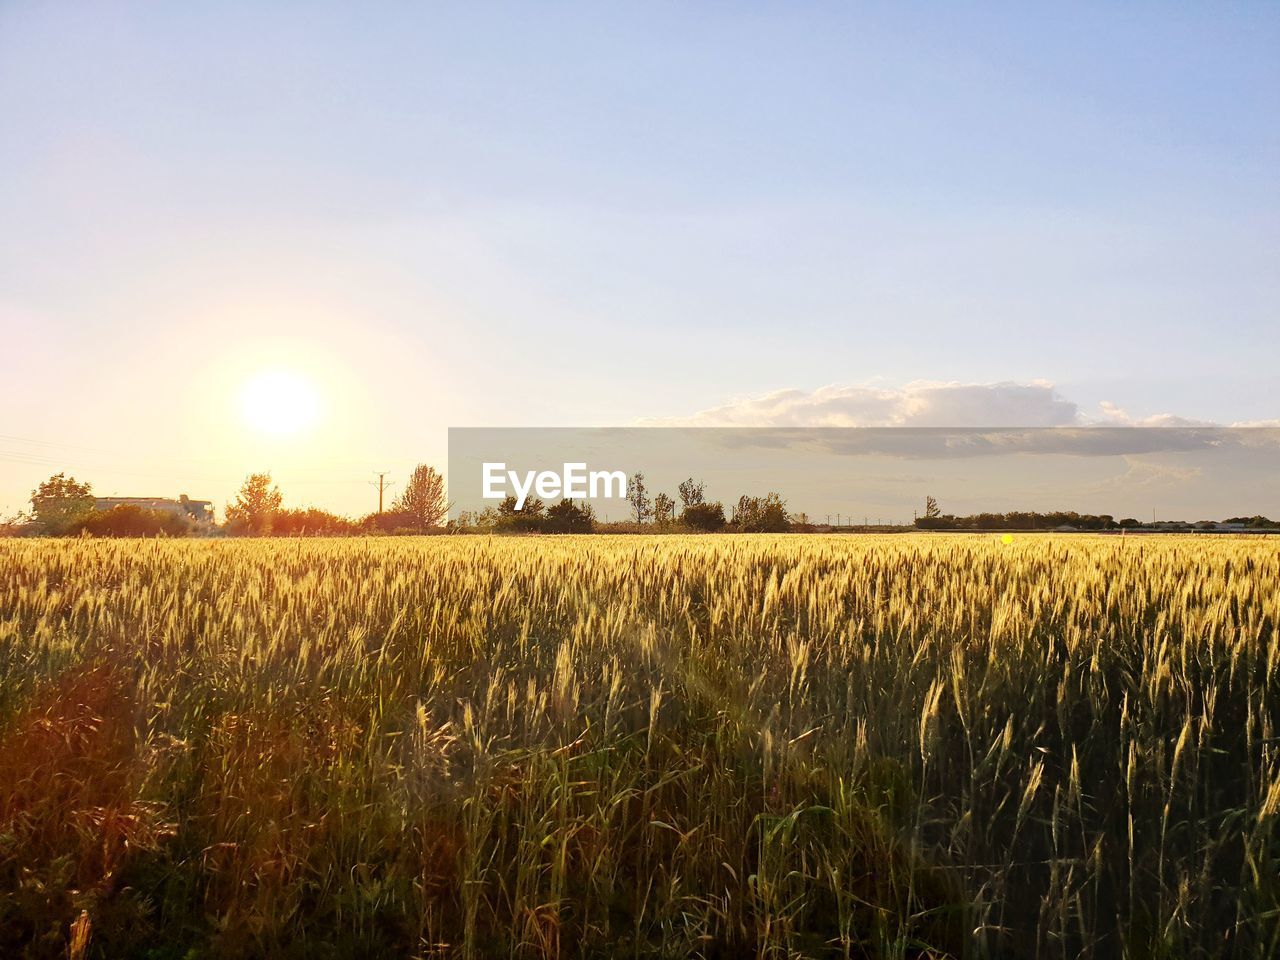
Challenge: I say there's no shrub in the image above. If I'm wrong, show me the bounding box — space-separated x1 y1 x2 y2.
272 508 359 536
680 502 726 532
73 505 190 538
730 493 790 532
544 498 595 533
0 517 31 538
495 496 546 533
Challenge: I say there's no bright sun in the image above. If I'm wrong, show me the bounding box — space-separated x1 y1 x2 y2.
238 369 322 437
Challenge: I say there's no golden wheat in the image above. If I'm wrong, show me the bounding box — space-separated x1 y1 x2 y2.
0 534 1277 958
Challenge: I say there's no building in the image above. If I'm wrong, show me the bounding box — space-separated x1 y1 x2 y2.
93 494 214 525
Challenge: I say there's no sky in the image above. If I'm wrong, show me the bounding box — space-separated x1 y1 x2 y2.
448 427 1280 523
1 2 1277 518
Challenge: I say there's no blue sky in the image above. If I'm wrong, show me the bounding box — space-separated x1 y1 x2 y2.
1 3 1276 516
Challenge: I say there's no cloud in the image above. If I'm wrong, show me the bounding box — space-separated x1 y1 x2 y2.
648 379 1276 431
637 379 1280 460
1095 400 1215 428
644 380 1079 428
1104 458 1204 489
711 427 1241 460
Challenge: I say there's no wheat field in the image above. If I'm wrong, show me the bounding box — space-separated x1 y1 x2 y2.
0 534 1277 959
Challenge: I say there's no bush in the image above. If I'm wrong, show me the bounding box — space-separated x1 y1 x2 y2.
73 506 190 538
0 517 32 538
357 511 413 534
495 496 546 533
1224 515 1279 529
730 493 790 532
273 508 359 536
681 502 726 532
544 499 595 533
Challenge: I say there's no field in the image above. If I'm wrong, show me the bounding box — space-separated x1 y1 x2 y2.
0 535 1277 959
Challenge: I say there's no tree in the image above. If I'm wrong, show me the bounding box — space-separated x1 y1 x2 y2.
627 472 653 523
731 493 790 532
451 508 499 532
1225 515 1278 529
915 496 947 530
496 495 545 532
681 502 726 532
31 473 95 534
678 478 706 509
545 498 595 533
394 464 448 530
225 473 283 535
653 492 675 525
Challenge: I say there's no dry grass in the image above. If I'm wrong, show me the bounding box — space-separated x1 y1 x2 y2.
0 534 1276 958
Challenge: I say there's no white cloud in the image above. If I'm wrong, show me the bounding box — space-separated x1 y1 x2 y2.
644 380 1080 428
637 380 1280 461
647 379 1273 432
1095 400 1215 428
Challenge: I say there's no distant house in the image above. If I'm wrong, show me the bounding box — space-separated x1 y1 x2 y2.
93 494 214 524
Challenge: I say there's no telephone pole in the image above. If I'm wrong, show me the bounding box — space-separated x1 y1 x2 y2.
372 471 394 515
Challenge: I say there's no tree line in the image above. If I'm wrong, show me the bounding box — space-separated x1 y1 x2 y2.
912 496 1278 531
11 465 449 538
454 474 793 534
13 472 1268 538
10 468 797 537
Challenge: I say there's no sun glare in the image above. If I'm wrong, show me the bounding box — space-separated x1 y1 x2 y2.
238 369 322 437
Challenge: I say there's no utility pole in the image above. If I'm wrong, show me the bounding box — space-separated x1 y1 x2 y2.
372 471 394 515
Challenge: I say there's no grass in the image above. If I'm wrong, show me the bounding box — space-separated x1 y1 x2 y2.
0 534 1277 958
